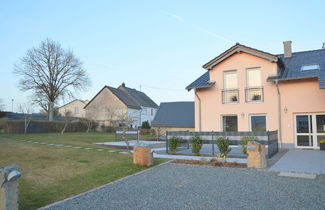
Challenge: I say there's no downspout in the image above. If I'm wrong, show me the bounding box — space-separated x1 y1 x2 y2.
275 80 282 148
194 89 202 132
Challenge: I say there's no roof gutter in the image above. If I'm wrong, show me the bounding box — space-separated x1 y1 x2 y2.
275 79 282 148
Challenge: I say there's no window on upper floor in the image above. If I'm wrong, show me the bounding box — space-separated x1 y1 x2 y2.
151 108 153 116
74 107 79 114
301 64 320 72
222 70 238 104
246 68 263 102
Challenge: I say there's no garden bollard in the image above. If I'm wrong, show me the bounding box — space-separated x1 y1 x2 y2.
247 141 267 169
0 164 21 210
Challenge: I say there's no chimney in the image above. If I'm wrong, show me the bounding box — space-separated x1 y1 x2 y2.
283 41 292 58
121 82 125 87
322 42 325 49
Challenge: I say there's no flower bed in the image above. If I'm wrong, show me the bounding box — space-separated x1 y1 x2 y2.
172 159 246 168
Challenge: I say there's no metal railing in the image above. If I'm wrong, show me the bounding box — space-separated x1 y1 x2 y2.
245 87 263 102
222 89 239 104
166 130 278 158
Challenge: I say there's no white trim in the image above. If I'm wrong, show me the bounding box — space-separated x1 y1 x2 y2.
248 114 267 132
221 114 238 132
294 113 325 149
246 67 262 87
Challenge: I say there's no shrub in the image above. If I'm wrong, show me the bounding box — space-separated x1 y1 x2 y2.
168 136 181 155
141 121 151 129
241 136 258 155
216 137 231 158
190 136 203 156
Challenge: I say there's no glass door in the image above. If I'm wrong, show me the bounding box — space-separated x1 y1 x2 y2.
295 113 325 149
296 115 313 148
316 114 325 147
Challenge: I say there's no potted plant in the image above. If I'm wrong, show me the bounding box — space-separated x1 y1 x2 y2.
320 139 325 150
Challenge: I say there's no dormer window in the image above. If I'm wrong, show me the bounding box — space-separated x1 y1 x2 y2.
301 64 320 71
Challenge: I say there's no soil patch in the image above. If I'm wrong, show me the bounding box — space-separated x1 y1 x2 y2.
172 159 246 168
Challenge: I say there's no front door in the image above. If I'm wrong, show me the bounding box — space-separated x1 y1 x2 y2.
295 114 325 149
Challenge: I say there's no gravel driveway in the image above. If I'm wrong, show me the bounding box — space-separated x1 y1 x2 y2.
40 163 325 210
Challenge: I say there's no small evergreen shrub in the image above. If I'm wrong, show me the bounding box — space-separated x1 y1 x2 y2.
141 121 151 129
241 136 258 155
190 136 203 156
169 136 181 154
216 137 231 158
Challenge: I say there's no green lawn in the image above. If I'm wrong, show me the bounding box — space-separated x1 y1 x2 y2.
0 133 165 210
0 132 153 149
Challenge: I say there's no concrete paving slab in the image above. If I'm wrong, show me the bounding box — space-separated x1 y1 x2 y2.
278 172 317 179
269 149 325 174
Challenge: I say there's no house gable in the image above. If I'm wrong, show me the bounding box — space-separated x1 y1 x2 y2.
203 43 278 70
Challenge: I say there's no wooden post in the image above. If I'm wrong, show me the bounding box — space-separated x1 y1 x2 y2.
166 131 169 154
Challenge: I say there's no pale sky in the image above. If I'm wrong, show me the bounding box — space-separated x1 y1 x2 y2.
1 0 325 112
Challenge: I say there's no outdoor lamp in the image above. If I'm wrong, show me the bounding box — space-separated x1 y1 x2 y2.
284 107 288 113
241 112 245 118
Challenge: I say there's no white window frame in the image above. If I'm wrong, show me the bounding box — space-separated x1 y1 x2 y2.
294 113 325 149
246 67 262 87
221 114 238 132
249 114 267 132
223 70 239 104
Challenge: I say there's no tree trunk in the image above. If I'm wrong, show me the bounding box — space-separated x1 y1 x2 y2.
49 101 54 121
61 123 67 135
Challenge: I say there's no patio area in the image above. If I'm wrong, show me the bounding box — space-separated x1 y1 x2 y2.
269 149 325 174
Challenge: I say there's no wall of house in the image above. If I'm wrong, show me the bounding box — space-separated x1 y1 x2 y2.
85 88 127 124
153 126 195 136
140 107 157 125
128 107 158 128
58 100 87 118
279 78 325 148
195 52 279 132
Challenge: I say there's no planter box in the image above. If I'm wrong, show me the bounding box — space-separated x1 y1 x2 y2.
320 142 325 150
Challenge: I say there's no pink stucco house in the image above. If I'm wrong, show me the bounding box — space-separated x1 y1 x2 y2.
186 41 325 149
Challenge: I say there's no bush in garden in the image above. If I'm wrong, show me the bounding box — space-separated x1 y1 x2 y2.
141 121 151 129
168 136 181 155
216 137 231 158
241 136 258 155
190 135 203 156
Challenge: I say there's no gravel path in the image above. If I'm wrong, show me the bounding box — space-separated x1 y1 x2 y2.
40 163 325 210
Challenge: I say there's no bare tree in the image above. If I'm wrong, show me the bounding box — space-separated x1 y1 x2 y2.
115 110 138 153
14 39 90 121
19 103 34 134
61 110 73 135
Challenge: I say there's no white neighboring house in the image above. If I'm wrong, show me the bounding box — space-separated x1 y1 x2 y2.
84 83 158 128
58 99 89 118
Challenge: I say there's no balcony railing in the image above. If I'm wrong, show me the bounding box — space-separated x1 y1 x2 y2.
245 87 264 102
222 89 239 104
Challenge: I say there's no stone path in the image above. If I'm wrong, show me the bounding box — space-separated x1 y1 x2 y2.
0 138 247 163
1 138 123 154
269 149 325 174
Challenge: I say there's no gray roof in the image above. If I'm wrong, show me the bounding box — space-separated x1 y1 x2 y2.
186 72 214 90
152 102 194 128
85 84 158 110
187 44 325 90
275 49 325 88
118 85 158 108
